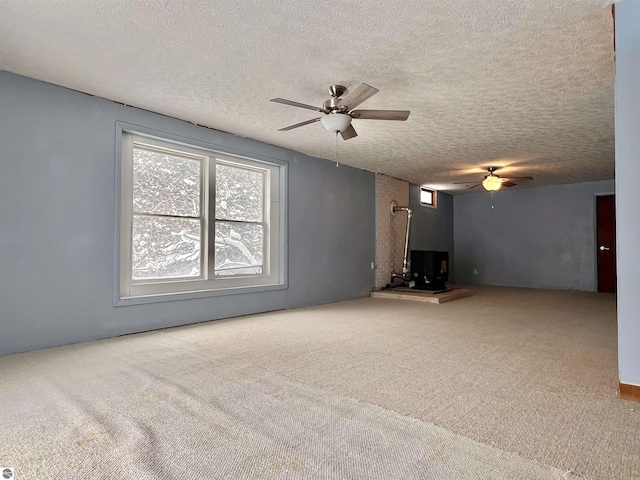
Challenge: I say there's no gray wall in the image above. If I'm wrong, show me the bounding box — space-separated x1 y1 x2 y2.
453 180 615 290
0 71 376 356
615 0 640 386
408 185 454 274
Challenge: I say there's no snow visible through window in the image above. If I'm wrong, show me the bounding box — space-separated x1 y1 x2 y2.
215 164 264 276
132 147 202 280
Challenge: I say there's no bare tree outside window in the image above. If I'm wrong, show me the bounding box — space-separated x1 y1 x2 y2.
120 131 283 300
130 147 267 280
132 147 202 279
215 164 265 276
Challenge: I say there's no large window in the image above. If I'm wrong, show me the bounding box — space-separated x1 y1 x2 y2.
119 132 285 302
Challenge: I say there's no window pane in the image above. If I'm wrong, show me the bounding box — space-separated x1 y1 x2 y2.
133 146 201 217
216 164 263 222
420 188 434 205
132 215 201 279
215 221 263 276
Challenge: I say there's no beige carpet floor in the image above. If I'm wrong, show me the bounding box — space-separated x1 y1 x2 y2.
1 338 575 480
1 285 636 478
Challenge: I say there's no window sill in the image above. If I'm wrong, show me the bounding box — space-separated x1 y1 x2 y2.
115 281 287 307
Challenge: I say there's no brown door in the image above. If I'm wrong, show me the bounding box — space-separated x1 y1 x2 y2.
597 195 617 293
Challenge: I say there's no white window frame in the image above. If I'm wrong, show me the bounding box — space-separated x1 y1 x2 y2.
116 126 286 305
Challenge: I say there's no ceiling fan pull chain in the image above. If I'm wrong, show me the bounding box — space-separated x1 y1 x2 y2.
335 131 340 167
491 191 495 209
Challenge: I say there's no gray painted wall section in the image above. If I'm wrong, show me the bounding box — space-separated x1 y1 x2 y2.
0 71 376 356
453 180 614 290
408 185 454 275
614 0 640 386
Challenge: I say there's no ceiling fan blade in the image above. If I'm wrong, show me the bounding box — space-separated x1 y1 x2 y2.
502 181 517 187
466 183 482 189
501 176 534 181
340 124 358 140
271 98 324 112
278 117 322 131
351 110 410 121
336 83 379 109
454 181 480 184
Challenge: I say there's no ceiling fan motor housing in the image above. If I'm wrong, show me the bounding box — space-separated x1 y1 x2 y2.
323 97 345 111
323 85 350 113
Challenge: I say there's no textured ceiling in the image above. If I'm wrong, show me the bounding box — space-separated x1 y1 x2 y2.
0 0 616 193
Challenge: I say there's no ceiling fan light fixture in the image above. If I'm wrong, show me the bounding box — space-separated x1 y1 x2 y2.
482 175 503 191
320 113 352 133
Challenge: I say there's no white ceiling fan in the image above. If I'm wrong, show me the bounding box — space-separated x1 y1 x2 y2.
455 166 534 191
271 83 410 140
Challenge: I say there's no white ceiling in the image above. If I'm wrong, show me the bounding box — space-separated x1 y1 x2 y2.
0 0 616 193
